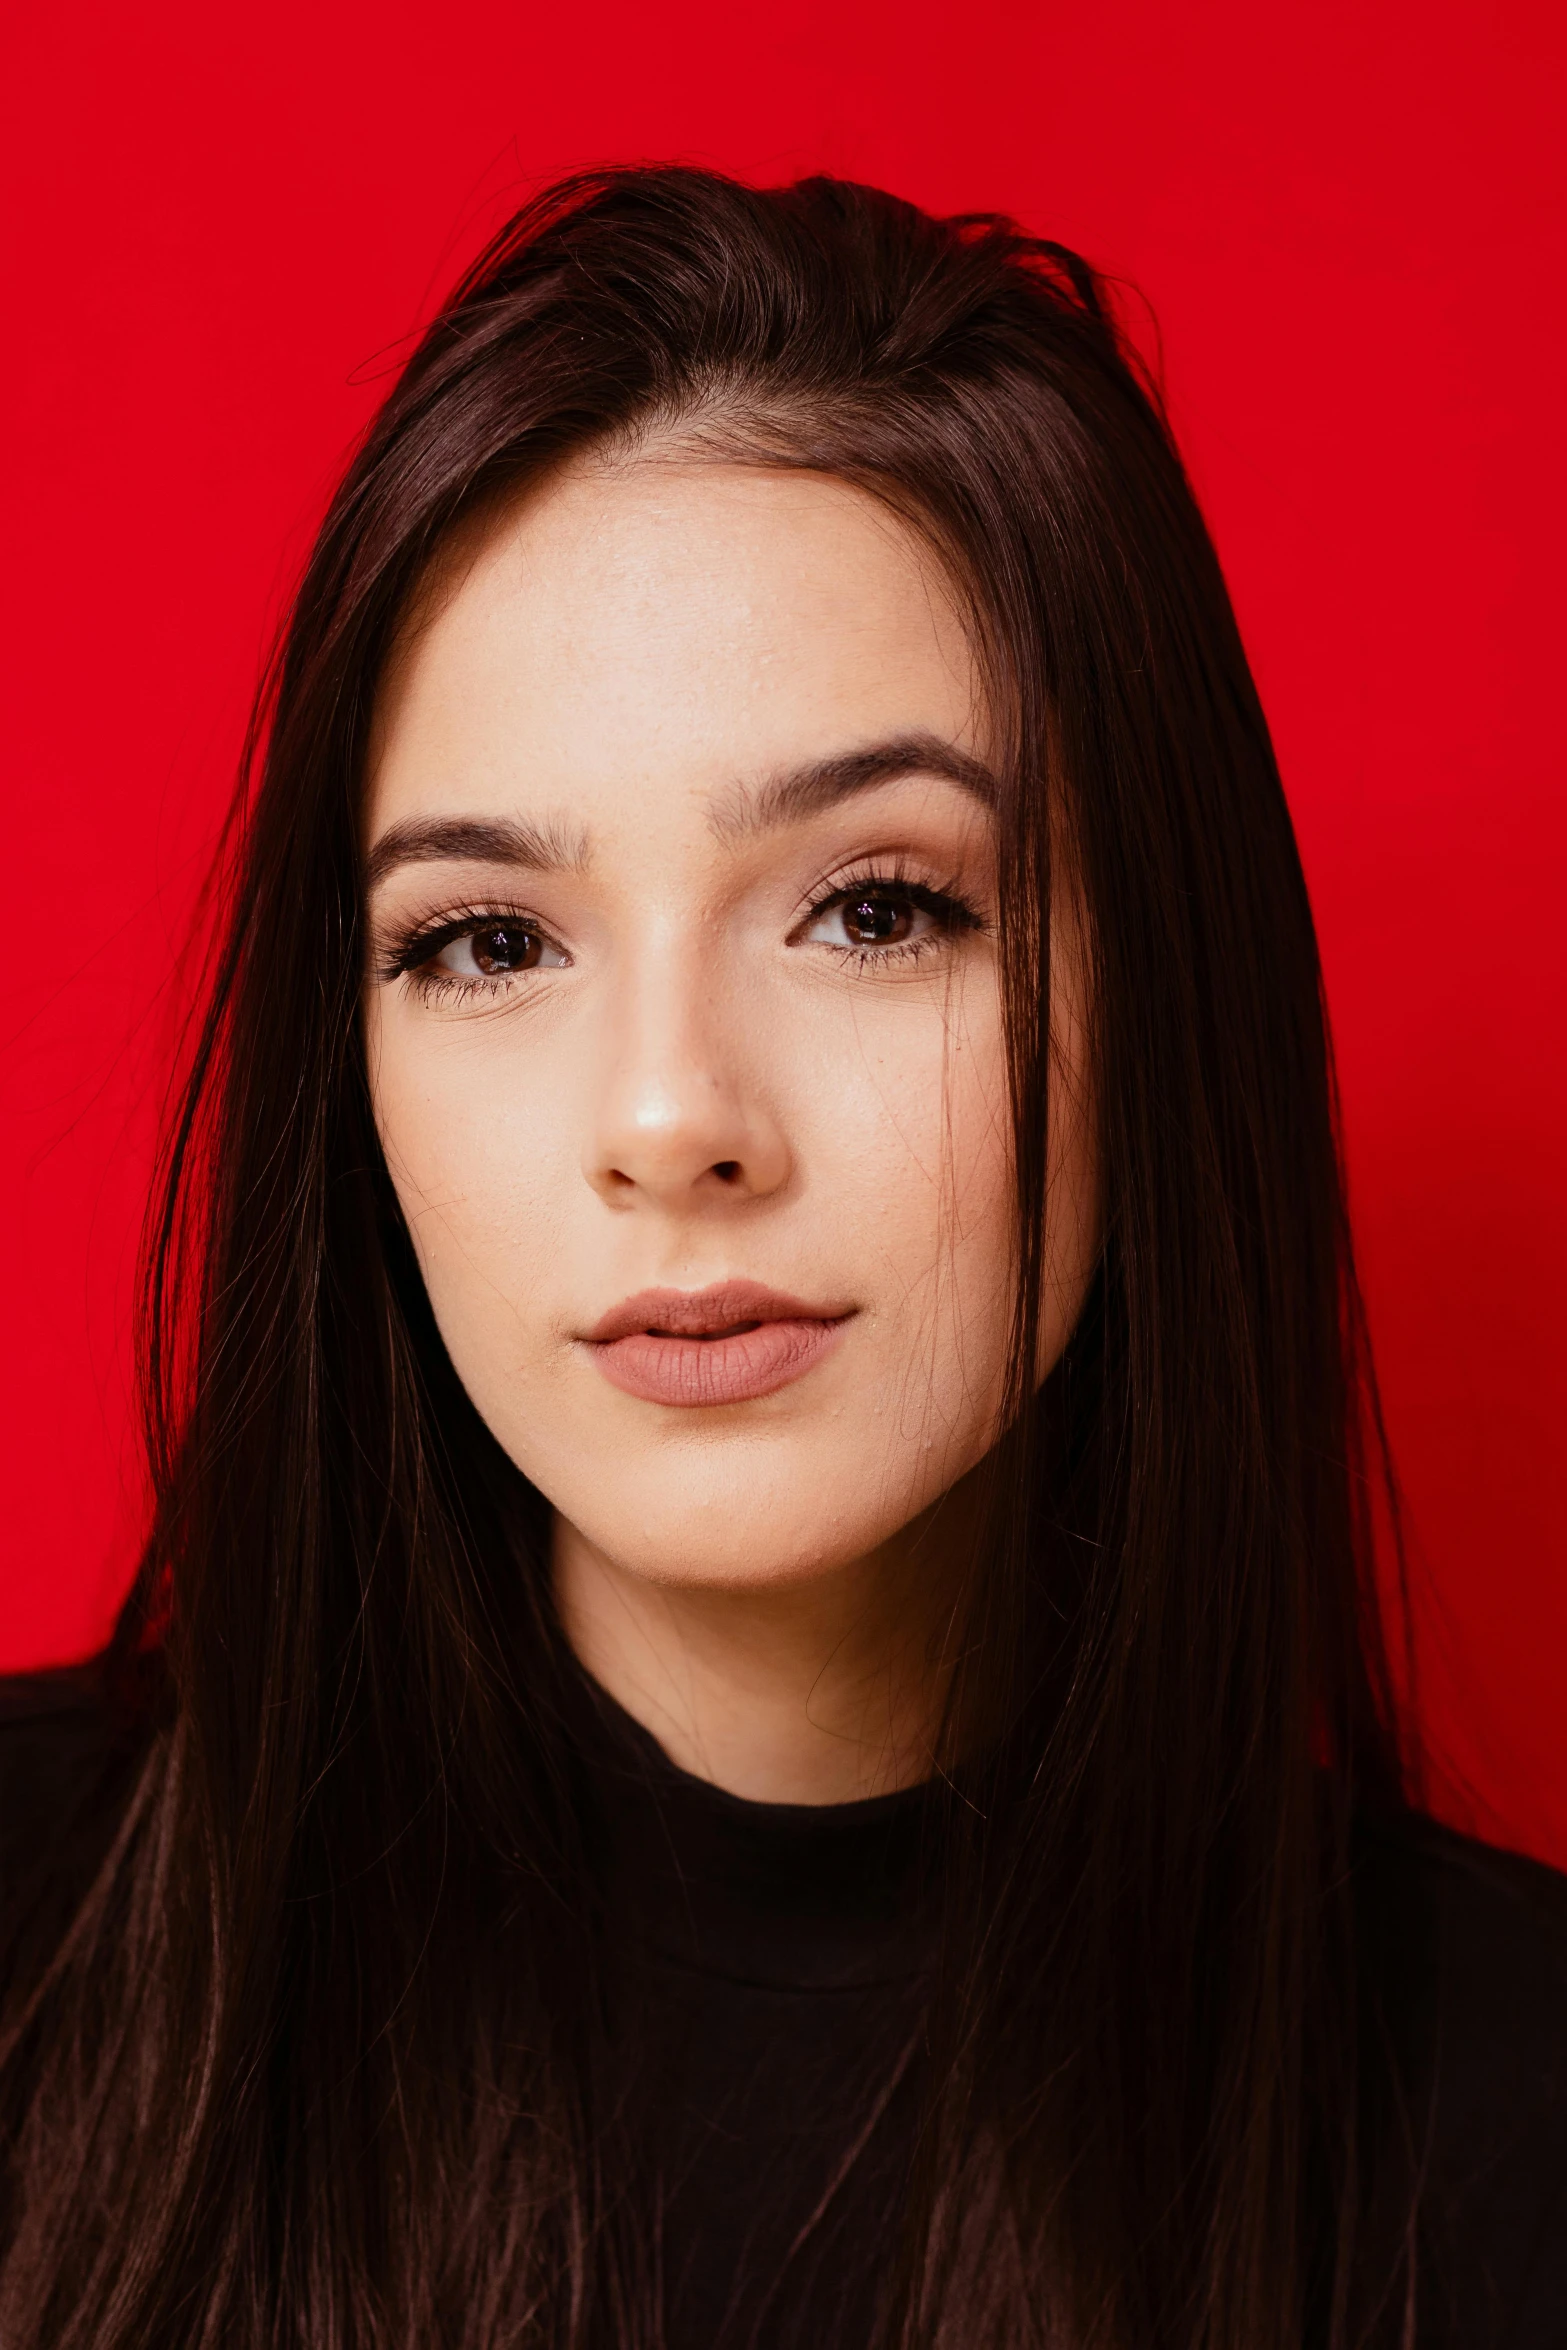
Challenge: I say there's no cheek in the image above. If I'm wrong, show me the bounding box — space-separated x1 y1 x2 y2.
367 1012 578 1356
764 987 1021 1476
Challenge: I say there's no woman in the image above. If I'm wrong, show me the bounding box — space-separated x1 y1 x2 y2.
2 165 1563 2349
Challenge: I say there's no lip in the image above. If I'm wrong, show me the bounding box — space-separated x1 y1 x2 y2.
582 1282 853 1408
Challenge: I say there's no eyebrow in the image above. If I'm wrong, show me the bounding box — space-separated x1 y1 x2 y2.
362 732 997 894
709 732 998 841
362 815 587 896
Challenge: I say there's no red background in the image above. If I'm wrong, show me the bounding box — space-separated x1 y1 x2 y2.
3 2 1563 1863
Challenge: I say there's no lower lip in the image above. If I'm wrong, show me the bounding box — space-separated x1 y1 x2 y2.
588 1317 848 1407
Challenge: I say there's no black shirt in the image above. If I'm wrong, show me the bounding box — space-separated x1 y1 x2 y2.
574 1675 934 2348
4 1668 1567 2345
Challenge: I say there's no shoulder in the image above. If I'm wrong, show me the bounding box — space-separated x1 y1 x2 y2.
1357 1801 1567 2020
1356 1807 1567 2348
0 1663 139 1984
1356 1804 1567 2102
0 1663 118 1840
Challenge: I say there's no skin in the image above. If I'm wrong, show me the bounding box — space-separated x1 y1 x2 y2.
363 453 1099 1802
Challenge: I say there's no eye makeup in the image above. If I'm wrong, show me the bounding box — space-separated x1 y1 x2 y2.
370 850 988 1007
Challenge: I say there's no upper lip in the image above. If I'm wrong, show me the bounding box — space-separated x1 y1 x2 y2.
584 1282 852 1344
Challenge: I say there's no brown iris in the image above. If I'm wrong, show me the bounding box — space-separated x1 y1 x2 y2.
469 922 544 973
840 893 912 946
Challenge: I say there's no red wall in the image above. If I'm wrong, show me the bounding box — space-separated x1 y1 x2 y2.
3 0 1563 1864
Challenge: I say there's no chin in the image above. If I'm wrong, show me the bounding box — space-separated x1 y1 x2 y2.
569 1481 901 1590
531 1416 983 1593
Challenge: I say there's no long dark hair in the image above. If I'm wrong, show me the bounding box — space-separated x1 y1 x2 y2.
0 166 1415 2347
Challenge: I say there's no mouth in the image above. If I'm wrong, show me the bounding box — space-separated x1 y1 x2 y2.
582 1281 853 1408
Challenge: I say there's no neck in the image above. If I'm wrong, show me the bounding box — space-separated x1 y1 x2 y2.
552 1501 972 1804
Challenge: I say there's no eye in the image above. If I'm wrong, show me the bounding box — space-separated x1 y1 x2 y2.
802 882 969 954
832 892 922 948
413 918 569 982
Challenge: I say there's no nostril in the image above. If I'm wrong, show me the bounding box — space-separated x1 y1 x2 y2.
711 1160 742 1185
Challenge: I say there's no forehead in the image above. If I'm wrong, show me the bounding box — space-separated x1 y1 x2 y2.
366 457 986 841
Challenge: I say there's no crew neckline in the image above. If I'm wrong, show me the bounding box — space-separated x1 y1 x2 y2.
568 1667 940 1992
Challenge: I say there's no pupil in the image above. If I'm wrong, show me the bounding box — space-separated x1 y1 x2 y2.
846 895 907 945
472 923 535 974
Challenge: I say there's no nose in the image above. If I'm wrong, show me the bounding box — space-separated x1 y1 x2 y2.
583 948 792 1212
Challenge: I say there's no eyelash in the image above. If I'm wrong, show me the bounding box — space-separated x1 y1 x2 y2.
378 903 546 1004
379 869 984 1003
802 864 983 969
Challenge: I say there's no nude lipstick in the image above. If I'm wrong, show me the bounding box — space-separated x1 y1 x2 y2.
583 1281 851 1407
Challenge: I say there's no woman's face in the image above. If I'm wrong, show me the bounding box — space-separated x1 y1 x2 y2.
364 456 1097 1594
